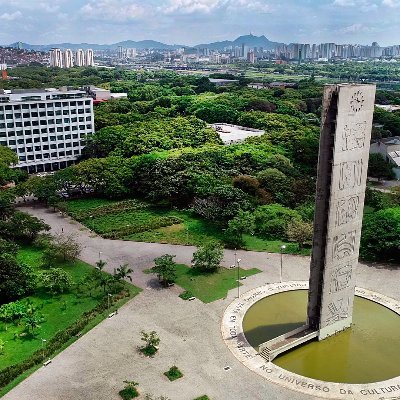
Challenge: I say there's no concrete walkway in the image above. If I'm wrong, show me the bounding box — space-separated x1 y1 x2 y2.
3 205 400 400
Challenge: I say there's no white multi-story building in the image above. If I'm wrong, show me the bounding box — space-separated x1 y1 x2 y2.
0 88 94 173
85 49 94 66
75 49 85 66
63 49 74 69
49 48 63 68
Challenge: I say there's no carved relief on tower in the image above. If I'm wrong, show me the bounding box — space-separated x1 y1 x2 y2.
341 122 367 151
338 160 363 190
330 261 354 294
332 230 357 260
325 297 351 325
335 195 361 227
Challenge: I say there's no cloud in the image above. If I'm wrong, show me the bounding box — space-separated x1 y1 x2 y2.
80 0 147 21
342 23 370 33
332 0 378 10
333 0 356 5
0 11 22 21
382 0 400 7
162 0 228 14
232 0 272 12
161 0 271 14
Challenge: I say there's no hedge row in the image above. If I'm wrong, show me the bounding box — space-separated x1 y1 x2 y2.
103 216 183 239
68 200 147 221
0 290 130 390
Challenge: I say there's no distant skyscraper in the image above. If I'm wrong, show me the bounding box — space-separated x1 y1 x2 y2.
49 48 63 68
75 49 85 66
118 46 124 59
126 48 137 58
85 49 94 66
63 49 74 69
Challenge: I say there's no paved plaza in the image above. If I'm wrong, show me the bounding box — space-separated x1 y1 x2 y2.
3 206 400 400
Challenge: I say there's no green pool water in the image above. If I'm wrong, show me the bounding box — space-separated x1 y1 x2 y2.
242 290 400 384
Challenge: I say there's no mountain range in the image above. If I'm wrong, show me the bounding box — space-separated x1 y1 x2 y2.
6 34 283 52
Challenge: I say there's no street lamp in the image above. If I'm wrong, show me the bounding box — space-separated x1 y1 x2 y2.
237 258 242 298
107 293 113 309
98 251 102 261
280 245 286 283
41 338 47 360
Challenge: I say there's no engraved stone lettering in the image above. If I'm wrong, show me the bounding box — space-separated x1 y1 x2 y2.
338 160 363 190
342 122 366 151
330 263 353 293
333 231 356 260
326 298 350 324
335 195 360 227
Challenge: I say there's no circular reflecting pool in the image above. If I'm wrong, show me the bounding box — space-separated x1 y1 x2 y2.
243 290 400 384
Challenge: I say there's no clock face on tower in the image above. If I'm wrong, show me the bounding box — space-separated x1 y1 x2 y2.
350 90 365 113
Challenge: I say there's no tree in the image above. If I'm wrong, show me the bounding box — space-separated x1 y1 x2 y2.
225 211 255 248
192 185 251 223
0 255 36 304
286 219 313 249
151 254 177 287
368 153 395 180
114 264 133 282
42 233 82 265
257 168 294 205
254 204 301 240
23 307 42 334
0 191 15 221
0 211 50 242
361 207 400 261
40 268 73 294
191 242 224 272
140 330 160 356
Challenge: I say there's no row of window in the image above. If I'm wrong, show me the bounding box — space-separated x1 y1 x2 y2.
1 133 86 143
0 127 92 137
0 109 92 120
1 122 92 130
0 131 90 142
1 100 91 111
18 150 81 162
0 141 84 151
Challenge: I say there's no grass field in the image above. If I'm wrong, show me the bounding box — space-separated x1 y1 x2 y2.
62 198 309 255
0 246 141 372
173 264 261 303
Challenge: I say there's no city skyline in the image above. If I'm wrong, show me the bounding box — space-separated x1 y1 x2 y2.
1 0 400 47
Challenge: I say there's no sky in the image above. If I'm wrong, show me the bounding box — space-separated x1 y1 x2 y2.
0 0 400 46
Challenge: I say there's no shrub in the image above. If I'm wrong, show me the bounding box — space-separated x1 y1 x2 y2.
40 268 73 294
140 330 160 357
119 381 139 400
179 290 194 300
254 204 301 240
164 366 183 381
0 300 28 322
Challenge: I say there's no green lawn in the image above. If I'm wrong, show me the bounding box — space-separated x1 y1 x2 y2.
62 198 310 255
0 246 141 372
242 235 311 256
174 264 261 303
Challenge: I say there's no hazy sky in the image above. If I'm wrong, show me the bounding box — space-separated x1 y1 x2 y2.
0 0 400 46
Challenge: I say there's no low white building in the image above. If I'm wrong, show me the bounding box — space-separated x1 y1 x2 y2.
0 88 94 173
210 123 265 144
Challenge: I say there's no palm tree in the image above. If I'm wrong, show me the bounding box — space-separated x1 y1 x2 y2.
114 264 133 282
